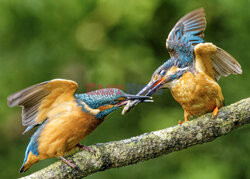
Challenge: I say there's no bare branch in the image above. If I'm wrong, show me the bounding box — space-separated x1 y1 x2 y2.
21 98 250 179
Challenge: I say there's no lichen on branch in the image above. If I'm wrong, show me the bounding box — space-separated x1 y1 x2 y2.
21 98 250 179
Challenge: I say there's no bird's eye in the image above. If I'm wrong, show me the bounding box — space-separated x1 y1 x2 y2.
160 70 166 76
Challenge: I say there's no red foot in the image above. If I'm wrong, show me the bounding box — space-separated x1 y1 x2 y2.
212 106 219 118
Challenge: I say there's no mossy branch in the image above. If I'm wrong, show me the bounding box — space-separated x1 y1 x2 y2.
21 98 250 179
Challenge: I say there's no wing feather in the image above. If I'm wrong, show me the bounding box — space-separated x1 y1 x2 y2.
194 43 242 81
166 8 206 56
211 47 242 80
7 79 78 129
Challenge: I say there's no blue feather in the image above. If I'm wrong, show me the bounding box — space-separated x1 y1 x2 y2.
74 97 88 112
23 126 35 134
74 88 124 109
185 21 201 27
188 30 203 36
175 28 181 40
185 20 201 26
96 106 119 120
186 25 204 31
21 120 47 168
74 88 125 120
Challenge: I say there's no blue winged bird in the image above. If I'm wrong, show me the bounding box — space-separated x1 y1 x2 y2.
7 79 151 172
122 8 242 123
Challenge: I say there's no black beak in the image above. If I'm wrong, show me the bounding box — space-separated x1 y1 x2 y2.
122 76 166 114
124 94 153 100
117 94 153 107
140 76 166 96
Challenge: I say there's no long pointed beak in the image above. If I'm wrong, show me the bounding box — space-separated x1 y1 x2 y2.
122 76 166 114
140 76 166 96
145 76 166 96
117 94 153 107
124 94 153 100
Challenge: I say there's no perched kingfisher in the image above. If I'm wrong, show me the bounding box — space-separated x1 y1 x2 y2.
7 79 151 173
122 8 242 123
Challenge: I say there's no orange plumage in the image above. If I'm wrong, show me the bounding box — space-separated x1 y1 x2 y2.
171 70 224 121
122 8 242 123
7 79 151 172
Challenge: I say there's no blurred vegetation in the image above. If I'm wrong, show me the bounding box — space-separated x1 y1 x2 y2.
0 0 249 178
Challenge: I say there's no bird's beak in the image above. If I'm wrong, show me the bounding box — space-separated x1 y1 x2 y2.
117 94 153 107
121 76 166 114
140 76 167 96
124 94 153 100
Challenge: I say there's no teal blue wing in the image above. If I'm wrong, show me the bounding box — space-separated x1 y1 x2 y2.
166 8 206 58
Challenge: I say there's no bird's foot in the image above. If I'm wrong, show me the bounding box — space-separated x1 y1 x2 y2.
178 119 189 125
58 156 77 169
212 106 219 119
77 144 95 154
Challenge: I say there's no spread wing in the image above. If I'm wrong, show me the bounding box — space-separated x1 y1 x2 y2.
194 43 242 81
7 79 78 132
166 8 206 58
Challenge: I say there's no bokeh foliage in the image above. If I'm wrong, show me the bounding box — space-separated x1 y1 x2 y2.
0 0 249 178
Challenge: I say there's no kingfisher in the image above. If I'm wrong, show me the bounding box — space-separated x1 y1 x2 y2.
7 79 151 173
122 8 242 123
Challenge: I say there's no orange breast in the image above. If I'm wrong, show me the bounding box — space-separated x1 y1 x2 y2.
170 71 224 117
37 100 103 159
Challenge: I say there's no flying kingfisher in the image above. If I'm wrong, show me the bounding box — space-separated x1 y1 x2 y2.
7 79 151 172
122 8 242 123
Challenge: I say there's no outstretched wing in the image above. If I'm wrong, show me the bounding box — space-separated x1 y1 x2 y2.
194 43 242 81
7 79 78 131
166 8 206 58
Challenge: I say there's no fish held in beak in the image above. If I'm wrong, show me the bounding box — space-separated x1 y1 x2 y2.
117 94 153 108
122 76 166 114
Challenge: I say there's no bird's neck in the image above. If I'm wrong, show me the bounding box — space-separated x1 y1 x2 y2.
74 93 107 109
95 106 119 120
74 93 119 120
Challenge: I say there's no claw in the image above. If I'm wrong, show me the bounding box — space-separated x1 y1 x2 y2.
58 156 76 169
77 144 95 154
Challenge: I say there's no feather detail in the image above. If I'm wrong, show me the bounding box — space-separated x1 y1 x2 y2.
194 43 242 81
7 79 78 128
210 47 242 80
166 8 206 54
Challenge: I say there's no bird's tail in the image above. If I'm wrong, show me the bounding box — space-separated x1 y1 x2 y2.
20 161 31 173
19 140 40 173
20 152 39 173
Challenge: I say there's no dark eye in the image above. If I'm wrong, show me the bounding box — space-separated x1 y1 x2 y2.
160 70 166 76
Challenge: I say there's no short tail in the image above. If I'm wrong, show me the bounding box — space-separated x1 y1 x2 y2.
20 137 40 173
19 151 39 173
20 163 30 173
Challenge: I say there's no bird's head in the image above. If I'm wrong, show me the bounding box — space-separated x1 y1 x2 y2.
138 61 187 97
75 88 152 119
122 60 188 114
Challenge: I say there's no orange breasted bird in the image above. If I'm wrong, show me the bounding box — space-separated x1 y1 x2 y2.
7 79 152 173
122 8 242 123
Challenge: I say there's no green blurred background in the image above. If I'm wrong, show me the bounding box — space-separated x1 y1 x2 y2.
0 0 249 178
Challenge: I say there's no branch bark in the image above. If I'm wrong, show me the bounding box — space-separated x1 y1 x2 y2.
21 98 250 179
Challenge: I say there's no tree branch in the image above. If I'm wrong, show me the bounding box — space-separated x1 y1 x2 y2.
21 98 250 179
